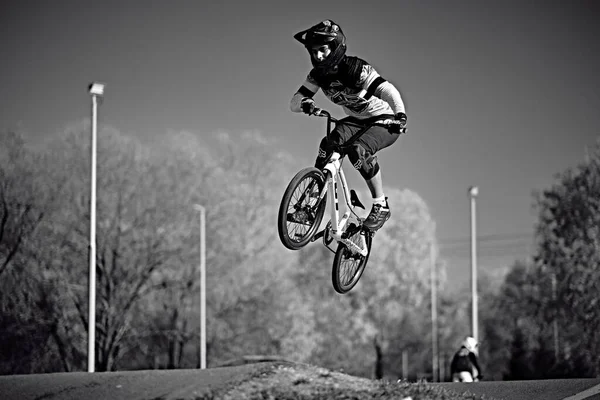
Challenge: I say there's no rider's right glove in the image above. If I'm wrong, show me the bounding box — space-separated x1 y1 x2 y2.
301 98 316 115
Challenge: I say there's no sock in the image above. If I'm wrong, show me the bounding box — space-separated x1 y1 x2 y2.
373 195 387 207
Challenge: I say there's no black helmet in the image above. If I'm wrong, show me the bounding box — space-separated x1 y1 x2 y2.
294 20 347 74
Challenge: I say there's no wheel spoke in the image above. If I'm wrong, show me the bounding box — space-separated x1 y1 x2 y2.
339 256 360 286
278 167 326 251
343 255 361 282
287 178 313 242
332 228 371 293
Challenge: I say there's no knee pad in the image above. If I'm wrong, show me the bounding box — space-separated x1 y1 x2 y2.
348 144 380 180
315 147 331 170
314 136 333 169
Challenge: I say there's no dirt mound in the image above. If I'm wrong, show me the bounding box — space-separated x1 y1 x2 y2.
201 362 490 400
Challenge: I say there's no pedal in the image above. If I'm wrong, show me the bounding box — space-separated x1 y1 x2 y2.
340 237 368 257
357 223 375 237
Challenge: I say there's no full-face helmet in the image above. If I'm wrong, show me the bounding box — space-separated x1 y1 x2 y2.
294 19 347 74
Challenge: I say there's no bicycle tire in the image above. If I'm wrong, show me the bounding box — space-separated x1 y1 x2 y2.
331 227 372 294
277 167 327 250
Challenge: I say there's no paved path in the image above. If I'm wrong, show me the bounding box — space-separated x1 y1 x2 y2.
436 379 600 400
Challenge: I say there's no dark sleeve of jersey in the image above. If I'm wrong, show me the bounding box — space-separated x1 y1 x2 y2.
469 353 482 374
450 352 458 373
364 76 387 100
298 85 315 98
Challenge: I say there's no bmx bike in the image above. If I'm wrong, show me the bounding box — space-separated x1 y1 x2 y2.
277 108 404 294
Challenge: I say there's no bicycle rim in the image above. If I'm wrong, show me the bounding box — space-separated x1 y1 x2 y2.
277 167 327 250
331 229 372 294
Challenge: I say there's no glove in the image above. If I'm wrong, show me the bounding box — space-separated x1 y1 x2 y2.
395 112 407 128
388 112 407 134
301 98 316 115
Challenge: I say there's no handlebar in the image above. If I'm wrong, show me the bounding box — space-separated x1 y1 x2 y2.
311 108 404 129
309 108 406 152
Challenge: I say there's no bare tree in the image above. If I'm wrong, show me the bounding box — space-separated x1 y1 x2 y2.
0 130 70 374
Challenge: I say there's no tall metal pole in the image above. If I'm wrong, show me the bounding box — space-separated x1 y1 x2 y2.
469 186 479 342
431 242 438 382
402 350 408 381
87 82 104 373
551 272 559 361
194 204 206 369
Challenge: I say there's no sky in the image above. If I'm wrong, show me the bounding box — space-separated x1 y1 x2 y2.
2 0 600 289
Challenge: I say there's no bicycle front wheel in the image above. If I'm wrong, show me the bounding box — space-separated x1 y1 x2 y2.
277 167 327 250
331 227 372 294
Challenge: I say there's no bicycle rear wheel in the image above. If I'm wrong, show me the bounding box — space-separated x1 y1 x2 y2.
278 167 327 250
331 227 372 294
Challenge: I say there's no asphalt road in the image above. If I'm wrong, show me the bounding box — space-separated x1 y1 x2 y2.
436 379 600 400
0 364 259 400
0 362 599 400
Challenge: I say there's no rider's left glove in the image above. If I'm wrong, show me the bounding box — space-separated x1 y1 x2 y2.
301 98 316 115
395 112 407 128
388 112 407 134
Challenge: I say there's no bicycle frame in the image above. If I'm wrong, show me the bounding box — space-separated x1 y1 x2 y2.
320 152 369 257
309 109 383 257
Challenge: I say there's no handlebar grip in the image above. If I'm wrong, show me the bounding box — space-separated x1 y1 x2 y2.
381 119 407 134
311 108 328 117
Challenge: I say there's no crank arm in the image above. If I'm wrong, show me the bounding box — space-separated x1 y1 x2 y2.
340 238 368 257
311 229 326 242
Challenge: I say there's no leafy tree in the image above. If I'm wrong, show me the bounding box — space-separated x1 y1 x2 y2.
505 326 534 380
533 137 600 377
30 124 202 371
361 188 440 380
479 260 539 380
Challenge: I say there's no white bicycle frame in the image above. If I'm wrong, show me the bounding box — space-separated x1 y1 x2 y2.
309 107 399 257
319 151 369 257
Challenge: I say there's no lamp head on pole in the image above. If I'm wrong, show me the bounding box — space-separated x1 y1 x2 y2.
468 186 479 198
88 82 106 96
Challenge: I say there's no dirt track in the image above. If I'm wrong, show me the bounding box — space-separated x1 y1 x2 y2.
1 361 600 400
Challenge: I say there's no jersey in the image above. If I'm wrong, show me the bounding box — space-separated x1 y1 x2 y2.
450 347 481 376
301 56 395 119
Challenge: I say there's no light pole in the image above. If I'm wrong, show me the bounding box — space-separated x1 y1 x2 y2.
551 272 559 361
468 186 479 343
87 82 105 373
193 204 206 369
430 242 438 382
